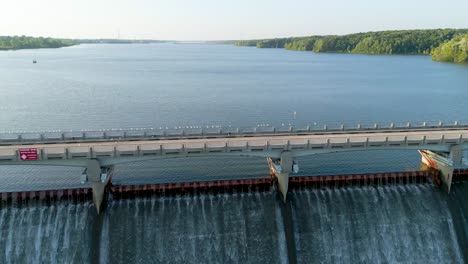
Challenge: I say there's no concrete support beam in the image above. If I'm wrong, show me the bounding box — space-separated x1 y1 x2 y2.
91 181 107 214
265 152 295 202
437 160 454 193
450 145 462 166
278 151 293 202
267 151 297 202
419 149 460 193
277 171 289 202
86 160 111 214
86 159 102 182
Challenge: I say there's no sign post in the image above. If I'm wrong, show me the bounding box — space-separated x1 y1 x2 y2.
18 148 38 161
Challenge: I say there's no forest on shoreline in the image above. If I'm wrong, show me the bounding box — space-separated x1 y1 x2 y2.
2 31 467 63
432 35 468 63
0 36 75 50
235 29 468 63
0 36 164 51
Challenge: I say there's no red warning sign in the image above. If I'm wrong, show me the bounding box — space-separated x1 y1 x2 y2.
19 148 38 161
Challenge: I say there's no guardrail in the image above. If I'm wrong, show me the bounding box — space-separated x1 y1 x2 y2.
1 121 467 145
1 131 467 163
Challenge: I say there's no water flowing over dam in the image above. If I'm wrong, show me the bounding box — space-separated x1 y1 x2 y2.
291 185 467 263
1 191 288 263
2 183 468 263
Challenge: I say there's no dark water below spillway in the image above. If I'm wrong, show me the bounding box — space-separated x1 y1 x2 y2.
2 184 468 264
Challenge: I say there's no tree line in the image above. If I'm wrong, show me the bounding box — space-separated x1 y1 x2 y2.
0 36 165 51
431 35 468 63
235 29 468 63
0 36 76 50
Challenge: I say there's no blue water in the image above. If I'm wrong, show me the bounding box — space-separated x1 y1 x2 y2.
1 44 468 132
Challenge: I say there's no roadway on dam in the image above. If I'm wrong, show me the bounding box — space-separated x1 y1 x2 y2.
1 128 467 149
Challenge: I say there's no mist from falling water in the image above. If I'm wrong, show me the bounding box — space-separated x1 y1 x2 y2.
102 191 287 263
2 183 468 263
291 184 465 263
0 190 288 264
0 202 94 263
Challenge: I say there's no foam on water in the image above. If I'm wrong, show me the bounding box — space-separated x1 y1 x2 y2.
0 203 94 263
0 191 287 263
102 191 286 263
2 184 468 263
291 184 464 263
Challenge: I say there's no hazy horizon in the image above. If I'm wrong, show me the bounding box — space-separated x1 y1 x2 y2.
2 0 468 41
4 27 468 42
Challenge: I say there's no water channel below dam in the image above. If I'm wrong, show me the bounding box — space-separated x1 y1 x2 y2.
1 183 468 264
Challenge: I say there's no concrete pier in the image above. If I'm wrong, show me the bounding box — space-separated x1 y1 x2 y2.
278 152 293 202
91 182 107 214
85 160 112 214
419 145 462 193
267 151 295 202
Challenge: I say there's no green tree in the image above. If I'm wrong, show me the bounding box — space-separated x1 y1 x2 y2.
432 35 468 63
235 29 468 62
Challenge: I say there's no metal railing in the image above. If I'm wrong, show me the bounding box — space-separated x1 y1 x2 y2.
1 120 467 145
1 132 467 163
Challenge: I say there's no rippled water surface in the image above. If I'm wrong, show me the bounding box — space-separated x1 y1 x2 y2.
1 44 468 131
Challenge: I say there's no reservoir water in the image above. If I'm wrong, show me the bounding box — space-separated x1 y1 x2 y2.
1 44 468 263
1 43 468 131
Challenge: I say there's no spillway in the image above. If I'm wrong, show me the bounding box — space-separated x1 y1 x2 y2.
2 183 468 263
291 184 467 263
0 191 288 264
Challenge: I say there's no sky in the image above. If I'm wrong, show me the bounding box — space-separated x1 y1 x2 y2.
1 0 468 40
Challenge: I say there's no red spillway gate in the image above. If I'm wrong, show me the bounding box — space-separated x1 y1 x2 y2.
2 168 467 204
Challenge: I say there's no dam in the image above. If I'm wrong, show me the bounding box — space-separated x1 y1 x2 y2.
1 122 467 212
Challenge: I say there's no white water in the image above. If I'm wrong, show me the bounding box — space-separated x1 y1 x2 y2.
291 184 464 263
0 191 287 263
0 203 94 263
2 184 468 263
102 191 287 263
